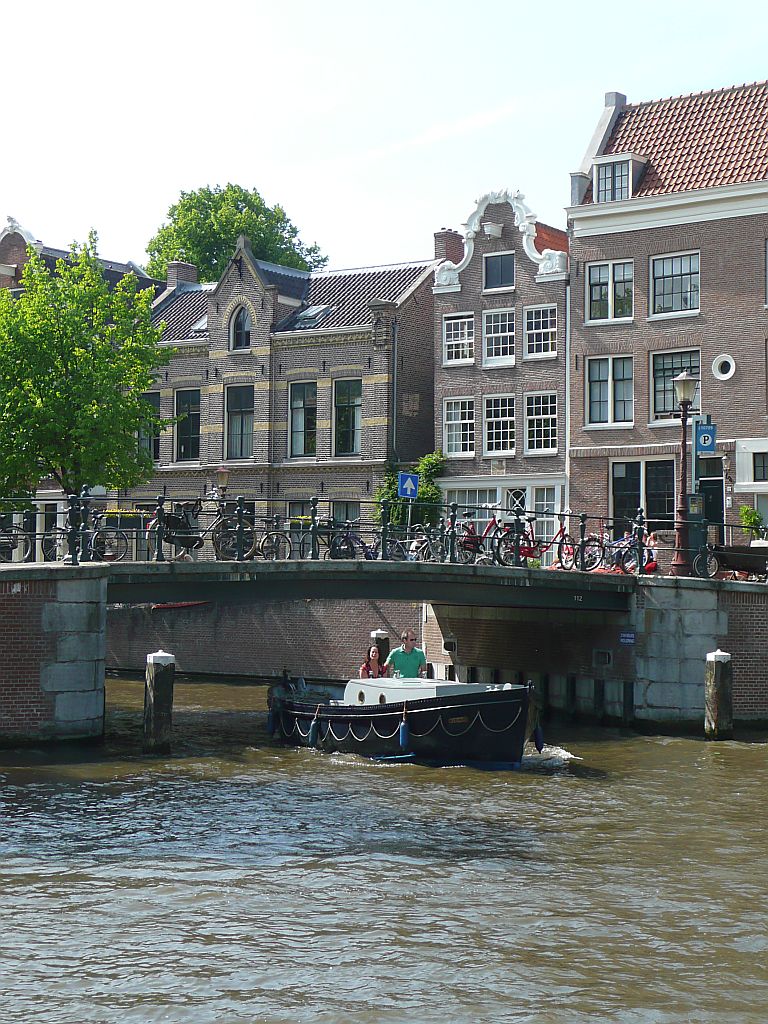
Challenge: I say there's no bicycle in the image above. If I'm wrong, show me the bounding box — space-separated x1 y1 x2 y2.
43 509 136 562
146 493 257 561
0 523 32 562
454 505 507 564
299 518 407 560
494 513 581 570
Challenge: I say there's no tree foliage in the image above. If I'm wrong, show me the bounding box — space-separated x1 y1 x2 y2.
0 235 171 495
373 450 447 527
145 184 327 281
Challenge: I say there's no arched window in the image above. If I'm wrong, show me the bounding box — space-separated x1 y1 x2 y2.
231 306 251 350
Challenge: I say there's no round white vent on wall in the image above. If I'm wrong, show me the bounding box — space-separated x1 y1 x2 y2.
712 354 736 381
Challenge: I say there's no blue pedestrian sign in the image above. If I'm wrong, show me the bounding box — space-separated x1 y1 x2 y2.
397 472 419 499
695 423 717 454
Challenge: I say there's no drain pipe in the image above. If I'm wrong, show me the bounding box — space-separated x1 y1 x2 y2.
391 315 399 463
564 280 571 512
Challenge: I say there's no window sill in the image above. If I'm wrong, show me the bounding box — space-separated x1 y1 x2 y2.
583 423 635 431
445 452 476 460
584 318 634 327
646 310 699 322
483 451 515 458
523 351 558 361
482 286 515 296
228 347 254 354
482 359 516 369
523 449 559 457
647 418 698 429
161 462 203 471
442 359 475 368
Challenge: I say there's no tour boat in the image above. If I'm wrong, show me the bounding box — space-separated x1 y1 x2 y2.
267 675 542 767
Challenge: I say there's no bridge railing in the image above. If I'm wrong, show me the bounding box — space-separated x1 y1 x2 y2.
0 490 755 575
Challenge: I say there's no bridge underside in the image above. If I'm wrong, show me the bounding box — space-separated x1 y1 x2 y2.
105 561 633 612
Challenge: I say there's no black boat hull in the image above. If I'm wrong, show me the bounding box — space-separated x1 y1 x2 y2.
269 686 534 766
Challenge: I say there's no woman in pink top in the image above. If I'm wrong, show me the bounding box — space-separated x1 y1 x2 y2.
359 644 385 678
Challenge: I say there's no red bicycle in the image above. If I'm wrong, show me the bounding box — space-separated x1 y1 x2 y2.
494 513 587 570
455 506 508 564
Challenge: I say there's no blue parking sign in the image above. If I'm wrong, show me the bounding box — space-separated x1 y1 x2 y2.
398 472 419 499
695 423 717 454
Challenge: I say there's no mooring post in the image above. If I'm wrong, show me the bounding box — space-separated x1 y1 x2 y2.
705 649 734 740
144 650 176 754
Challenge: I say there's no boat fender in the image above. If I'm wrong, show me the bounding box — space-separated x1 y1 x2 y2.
399 708 410 752
533 725 545 753
308 705 321 747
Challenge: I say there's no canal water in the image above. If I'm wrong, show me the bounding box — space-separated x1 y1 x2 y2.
1 679 766 1024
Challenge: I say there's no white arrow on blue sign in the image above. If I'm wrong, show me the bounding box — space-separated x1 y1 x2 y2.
397 472 419 499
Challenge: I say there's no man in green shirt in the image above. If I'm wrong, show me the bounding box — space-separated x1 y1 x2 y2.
385 630 427 678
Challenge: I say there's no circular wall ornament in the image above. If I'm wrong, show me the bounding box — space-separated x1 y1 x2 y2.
712 354 735 381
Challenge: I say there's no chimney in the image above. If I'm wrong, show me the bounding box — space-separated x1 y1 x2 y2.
166 261 198 288
434 228 464 265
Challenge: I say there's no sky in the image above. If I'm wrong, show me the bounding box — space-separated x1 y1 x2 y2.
4 0 768 273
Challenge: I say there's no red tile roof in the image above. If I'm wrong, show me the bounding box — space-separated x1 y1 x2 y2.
535 222 568 254
593 81 768 200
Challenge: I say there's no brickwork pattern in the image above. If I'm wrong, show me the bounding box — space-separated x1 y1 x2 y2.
0 579 56 736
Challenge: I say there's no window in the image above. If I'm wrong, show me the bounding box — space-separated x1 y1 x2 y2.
612 459 675 535
652 350 700 420
525 393 557 454
332 501 360 524
587 356 633 425
445 487 499 533
290 382 317 457
175 389 200 462
483 310 514 365
484 395 515 455
651 252 700 315
444 398 475 456
587 261 633 321
484 252 515 290
139 392 161 462
525 306 557 357
334 379 362 456
596 160 630 202
754 453 768 482
443 314 474 363
231 306 251 350
533 486 557 566
226 385 254 459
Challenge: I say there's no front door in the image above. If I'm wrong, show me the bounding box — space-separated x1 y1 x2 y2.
699 478 725 543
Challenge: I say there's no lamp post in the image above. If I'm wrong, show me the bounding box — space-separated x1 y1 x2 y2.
215 466 229 500
670 370 699 576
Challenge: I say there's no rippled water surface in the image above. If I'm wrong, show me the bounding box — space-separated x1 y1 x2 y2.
1 679 767 1023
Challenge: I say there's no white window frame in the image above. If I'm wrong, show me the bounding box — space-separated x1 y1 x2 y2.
443 397 475 458
229 304 252 351
594 158 631 203
483 251 515 293
224 383 255 461
332 377 362 457
585 355 634 428
585 260 634 323
524 392 558 456
482 309 515 367
649 347 701 423
483 394 515 456
649 249 700 320
523 305 557 359
442 313 474 365
289 380 318 458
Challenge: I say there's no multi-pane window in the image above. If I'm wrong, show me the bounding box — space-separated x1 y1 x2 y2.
754 453 768 482
612 460 674 535
334 379 362 456
596 160 630 202
231 306 251 349
533 486 557 566
290 382 317 457
484 395 515 455
652 350 700 419
525 393 557 453
226 385 254 460
445 487 499 533
587 356 633 425
332 501 360 524
525 306 557 356
587 261 633 321
483 310 514 364
138 392 161 462
444 398 475 456
175 389 200 462
484 252 515 290
651 252 700 315
443 314 474 363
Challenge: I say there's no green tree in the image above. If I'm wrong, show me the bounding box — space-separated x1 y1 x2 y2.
374 450 447 527
145 184 327 281
0 235 171 495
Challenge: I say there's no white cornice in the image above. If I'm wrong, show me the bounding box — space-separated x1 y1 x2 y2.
568 179 768 237
434 189 567 292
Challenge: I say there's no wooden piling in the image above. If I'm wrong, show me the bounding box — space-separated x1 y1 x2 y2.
144 650 176 754
705 650 734 740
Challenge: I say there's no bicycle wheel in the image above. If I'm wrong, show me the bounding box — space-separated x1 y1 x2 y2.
0 526 32 562
329 535 356 559
260 531 292 561
455 535 479 564
212 516 257 560
693 551 720 578
557 534 577 570
92 528 129 562
619 545 651 575
495 532 529 567
385 539 409 561
570 537 605 571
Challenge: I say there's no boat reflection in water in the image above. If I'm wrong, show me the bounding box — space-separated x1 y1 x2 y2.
268 675 541 767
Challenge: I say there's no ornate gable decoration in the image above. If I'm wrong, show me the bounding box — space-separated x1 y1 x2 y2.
434 189 567 291
0 216 42 251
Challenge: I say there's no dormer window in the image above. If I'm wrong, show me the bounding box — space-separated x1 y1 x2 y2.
231 306 251 350
593 154 646 204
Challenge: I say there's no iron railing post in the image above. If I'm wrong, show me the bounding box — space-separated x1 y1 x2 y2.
154 495 166 562
447 502 458 563
634 508 646 575
310 496 319 560
579 513 587 571
513 508 523 567
379 499 390 560
79 485 91 563
67 494 80 566
236 495 246 561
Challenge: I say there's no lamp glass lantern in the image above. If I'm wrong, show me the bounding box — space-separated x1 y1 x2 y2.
215 466 230 496
672 370 698 407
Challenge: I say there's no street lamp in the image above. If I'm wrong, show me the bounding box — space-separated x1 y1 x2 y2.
215 466 229 499
670 370 699 576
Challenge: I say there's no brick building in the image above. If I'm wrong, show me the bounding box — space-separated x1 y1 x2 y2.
131 234 439 528
567 84 768 536
431 190 568 557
